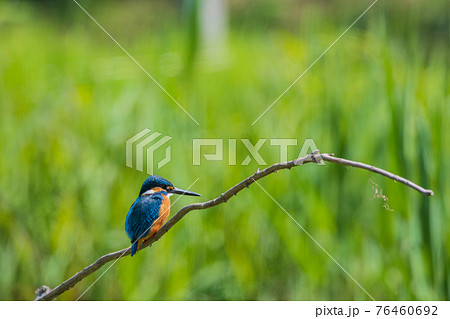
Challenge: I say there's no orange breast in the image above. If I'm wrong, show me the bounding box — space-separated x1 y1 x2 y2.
138 194 171 246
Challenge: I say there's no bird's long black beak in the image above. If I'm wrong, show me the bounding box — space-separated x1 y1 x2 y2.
169 187 201 197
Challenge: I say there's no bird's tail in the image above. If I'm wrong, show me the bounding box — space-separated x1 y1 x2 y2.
131 242 138 257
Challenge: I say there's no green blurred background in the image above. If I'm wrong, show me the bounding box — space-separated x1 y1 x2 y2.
0 0 448 300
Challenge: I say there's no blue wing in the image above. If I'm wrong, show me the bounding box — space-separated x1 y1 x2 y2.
125 193 163 256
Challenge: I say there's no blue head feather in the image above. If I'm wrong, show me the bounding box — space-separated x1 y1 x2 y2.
139 175 174 196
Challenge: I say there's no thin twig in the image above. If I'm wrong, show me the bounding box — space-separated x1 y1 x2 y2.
35 151 434 301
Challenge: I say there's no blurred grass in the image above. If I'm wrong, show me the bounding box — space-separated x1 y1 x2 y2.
0 0 448 300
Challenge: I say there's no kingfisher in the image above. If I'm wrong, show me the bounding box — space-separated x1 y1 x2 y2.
125 175 201 256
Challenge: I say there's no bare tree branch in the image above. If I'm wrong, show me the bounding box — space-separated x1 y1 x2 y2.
35 151 434 301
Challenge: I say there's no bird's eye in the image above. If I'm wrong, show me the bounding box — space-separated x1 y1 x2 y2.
167 186 174 191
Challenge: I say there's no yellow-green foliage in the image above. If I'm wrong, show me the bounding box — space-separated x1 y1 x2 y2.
0 0 448 300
